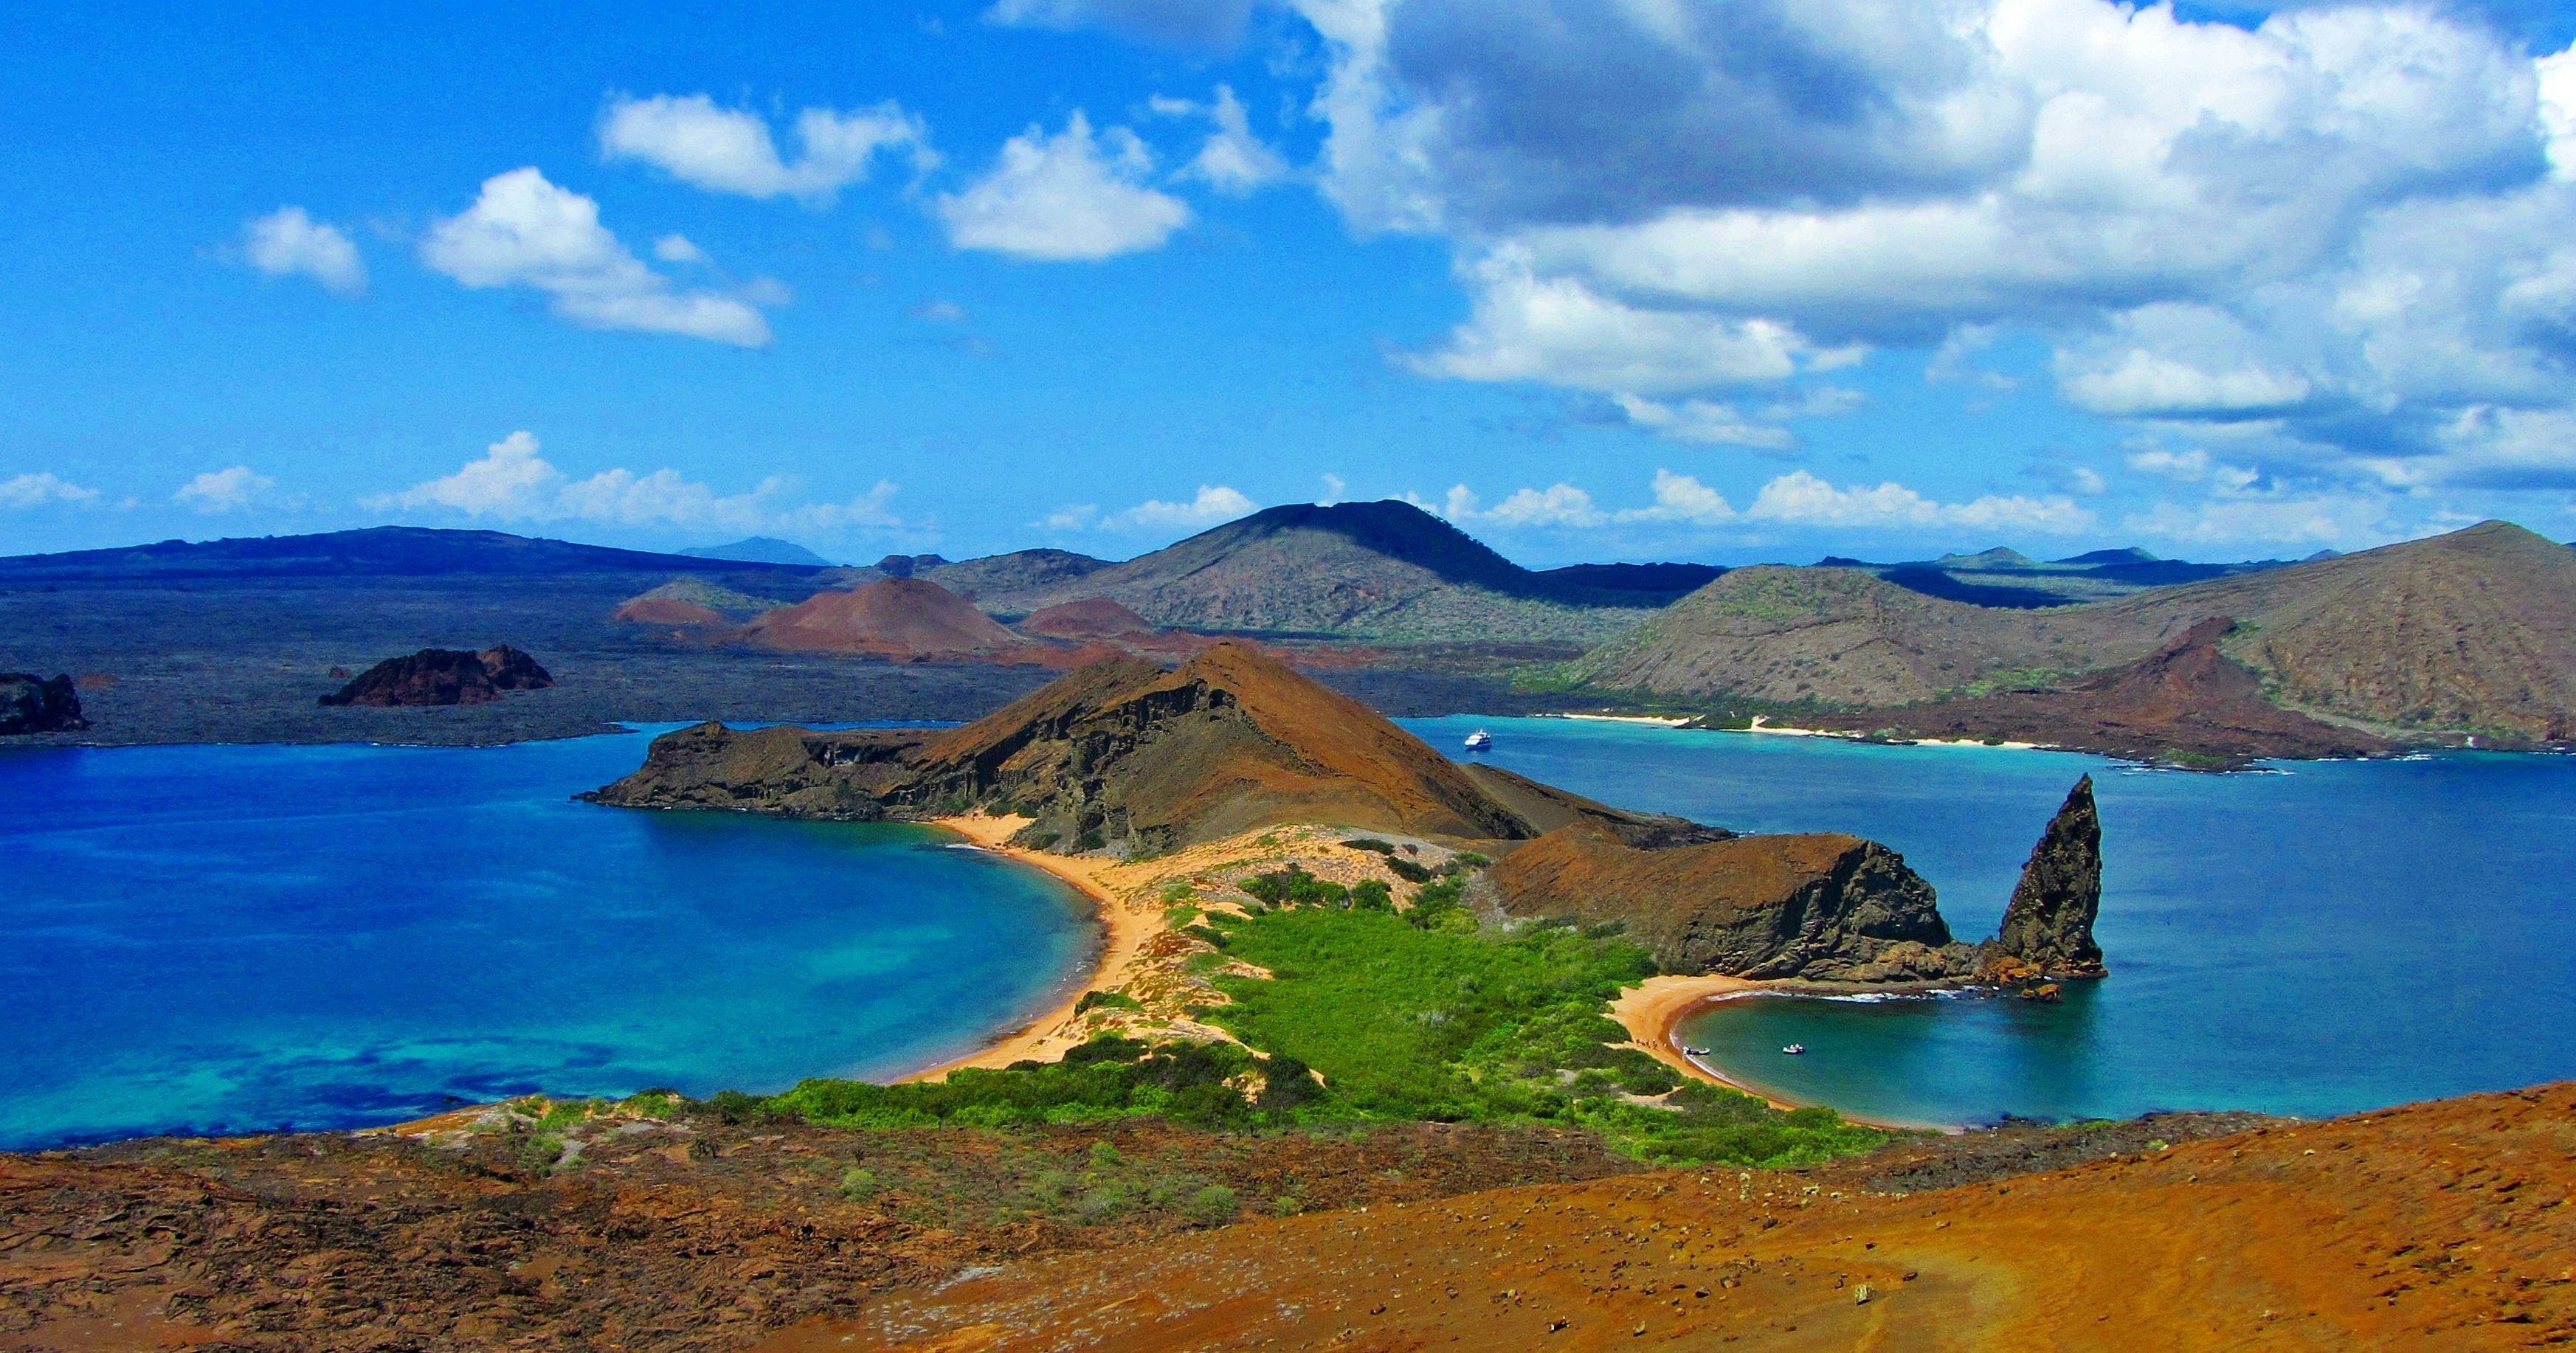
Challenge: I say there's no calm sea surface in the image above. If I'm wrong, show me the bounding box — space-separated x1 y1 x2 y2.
0 730 1093 1149
1402 716 2576 1127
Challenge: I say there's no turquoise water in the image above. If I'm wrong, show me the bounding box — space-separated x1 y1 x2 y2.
1403 716 2576 1127
0 731 1094 1149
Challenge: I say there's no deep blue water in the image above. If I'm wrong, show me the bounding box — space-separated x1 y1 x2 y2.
0 730 1093 1150
1403 716 2576 1127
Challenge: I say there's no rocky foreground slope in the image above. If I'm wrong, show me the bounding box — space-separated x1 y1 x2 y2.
593 644 2095 986
778 1082 2576 1350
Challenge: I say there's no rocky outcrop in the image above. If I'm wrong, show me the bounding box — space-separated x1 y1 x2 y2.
319 646 553 707
1982 776 2107 979
587 721 924 818
1485 820 1973 980
0 673 87 734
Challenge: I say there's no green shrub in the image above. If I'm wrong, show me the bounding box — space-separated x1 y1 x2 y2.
1187 1185 1240 1225
1384 856 1433 884
1076 990 1144 1014
838 1166 880 1200
1240 865 1349 909
1342 838 1395 854
1350 879 1393 911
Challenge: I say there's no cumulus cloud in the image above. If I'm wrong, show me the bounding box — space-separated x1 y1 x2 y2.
1609 394 1795 451
0 472 100 509
364 431 905 534
1099 483 1257 530
653 234 708 263
986 0 1256 49
1153 85 1289 195
1743 470 2094 533
242 207 367 296
421 168 775 345
936 113 1192 260
1288 0 2576 488
174 466 275 513
599 94 930 203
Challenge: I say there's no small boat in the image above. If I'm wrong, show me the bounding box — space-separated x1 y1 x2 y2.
1680 1045 1710 1056
1781 1043 1806 1056
1462 730 1493 752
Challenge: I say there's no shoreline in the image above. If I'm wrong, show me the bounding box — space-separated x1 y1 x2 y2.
894 814 1158 1084
1610 975 1955 1135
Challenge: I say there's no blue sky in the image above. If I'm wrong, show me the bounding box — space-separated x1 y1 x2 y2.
4 0 2575 567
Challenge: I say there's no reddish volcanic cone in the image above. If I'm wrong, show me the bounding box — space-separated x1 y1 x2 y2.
1018 597 1157 641
738 578 1026 660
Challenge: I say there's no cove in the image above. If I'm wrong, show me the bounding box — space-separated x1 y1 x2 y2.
0 730 1094 1150
1402 716 2576 1127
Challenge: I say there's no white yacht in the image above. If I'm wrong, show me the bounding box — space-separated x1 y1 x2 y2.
1462 729 1493 752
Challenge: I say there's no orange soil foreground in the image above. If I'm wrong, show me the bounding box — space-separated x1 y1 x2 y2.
753 1082 2576 1352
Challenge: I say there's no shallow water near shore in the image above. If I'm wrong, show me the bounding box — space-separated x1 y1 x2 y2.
0 729 1093 1150
1406 716 2576 1127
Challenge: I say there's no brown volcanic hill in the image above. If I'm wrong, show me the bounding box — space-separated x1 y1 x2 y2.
593 644 1536 849
1487 820 1966 980
783 1084 2576 1351
968 500 1664 643
612 595 728 627
1801 617 2395 766
2108 519 2576 741
1576 520 2576 745
1567 564 2161 706
1018 596 1156 640
909 643 1539 850
736 578 1029 660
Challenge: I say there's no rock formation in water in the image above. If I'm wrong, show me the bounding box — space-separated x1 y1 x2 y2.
1483 820 1972 980
1981 775 2107 979
320 646 553 707
0 673 88 734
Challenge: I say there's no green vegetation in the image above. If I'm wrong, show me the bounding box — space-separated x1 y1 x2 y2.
1200 905 1884 1166
707 865 1885 1172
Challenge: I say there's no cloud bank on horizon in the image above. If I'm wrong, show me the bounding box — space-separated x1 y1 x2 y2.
7 0 2575 563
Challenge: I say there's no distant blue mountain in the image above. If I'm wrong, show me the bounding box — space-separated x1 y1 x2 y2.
0 527 828 581
678 536 834 567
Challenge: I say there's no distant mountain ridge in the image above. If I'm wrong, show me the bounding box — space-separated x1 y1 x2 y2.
1576 521 2576 746
0 527 828 582
959 501 1683 642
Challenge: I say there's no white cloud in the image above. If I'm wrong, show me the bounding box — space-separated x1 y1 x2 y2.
1410 248 1822 394
936 112 1192 260
1100 483 1257 530
173 466 275 513
1610 394 1795 451
599 94 930 203
242 207 367 296
1479 482 1608 527
1290 0 2576 489
652 233 708 263
420 167 775 345
363 430 908 535
1318 472 1346 505
1156 85 1289 195
2123 490 2395 547
1744 470 2094 533
1039 503 1101 530
1616 469 1738 525
911 298 970 323
2124 446 2262 491
0 472 100 508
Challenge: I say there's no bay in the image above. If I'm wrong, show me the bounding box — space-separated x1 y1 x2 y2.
0 729 1093 1149
1402 716 2576 1127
